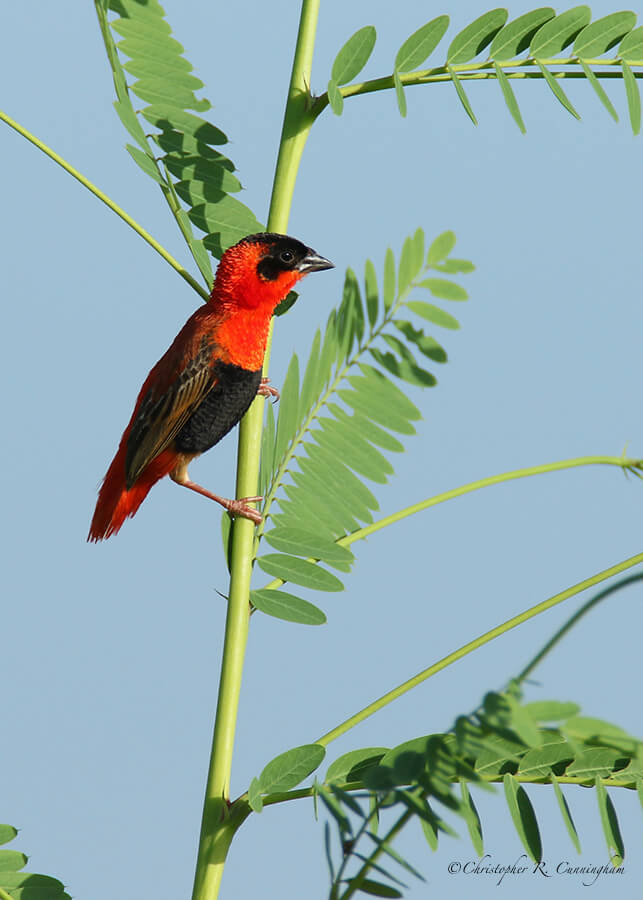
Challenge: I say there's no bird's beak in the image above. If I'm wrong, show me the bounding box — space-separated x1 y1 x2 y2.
298 249 334 274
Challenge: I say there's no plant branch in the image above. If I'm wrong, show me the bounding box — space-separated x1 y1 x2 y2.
260 455 642 592
0 107 209 301
314 551 643 748
189 2 322 899
311 56 643 117
516 572 643 685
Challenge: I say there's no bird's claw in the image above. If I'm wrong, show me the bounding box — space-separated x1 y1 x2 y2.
227 496 263 524
257 377 280 403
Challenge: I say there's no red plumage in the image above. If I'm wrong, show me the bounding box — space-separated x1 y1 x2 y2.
88 233 333 541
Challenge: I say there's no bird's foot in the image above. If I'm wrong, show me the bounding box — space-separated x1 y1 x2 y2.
226 496 263 524
257 377 280 402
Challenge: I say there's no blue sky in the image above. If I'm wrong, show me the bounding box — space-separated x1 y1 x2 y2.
2 2 643 898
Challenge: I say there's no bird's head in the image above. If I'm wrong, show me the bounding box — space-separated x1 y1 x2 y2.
212 232 334 312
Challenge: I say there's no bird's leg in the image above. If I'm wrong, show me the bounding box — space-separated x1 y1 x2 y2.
257 376 280 402
170 458 263 524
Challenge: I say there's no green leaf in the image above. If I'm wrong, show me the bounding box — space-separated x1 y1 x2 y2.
258 744 326 793
326 748 389 783
518 736 574 778
282 472 359 535
397 236 414 296
595 778 625 866
407 301 460 329
447 66 478 125
328 79 344 115
447 9 508 63
364 259 379 328
395 16 449 71
503 774 542 863
141 105 227 144
0 827 18 847
622 61 641 134
419 815 439 851
298 328 321 417
565 748 623 779
383 247 396 309
494 63 526 133
256 554 344 592
338 387 417 435
111 14 172 39
125 143 165 183
248 777 263 812
298 454 377 528
192 196 265 258
411 227 425 278
312 419 394 483
250 588 327 625
427 230 456 265
619 25 643 59
393 321 447 362
564 716 631 741
531 6 591 57
460 780 484 856
273 290 298 317
0 872 67 895
289 460 368 533
112 99 149 149
0 851 27 872
574 12 636 58
393 68 407 118
490 8 556 59
331 25 377 85
263 527 354 564
356 363 422 419
523 701 581 722
536 62 581 120
370 348 436 388
434 257 475 274
345 879 402 898
328 408 404 452
579 61 619 121
260 399 276 495
273 354 300 464
550 776 581 854
417 278 468 301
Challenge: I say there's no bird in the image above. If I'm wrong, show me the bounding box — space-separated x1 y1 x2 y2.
88 232 333 541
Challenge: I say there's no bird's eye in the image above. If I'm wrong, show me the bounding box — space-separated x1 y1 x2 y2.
279 249 294 263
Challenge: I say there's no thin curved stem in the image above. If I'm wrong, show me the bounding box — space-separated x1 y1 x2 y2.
315 551 643 748
260 455 642 592
516 572 643 684
0 108 209 301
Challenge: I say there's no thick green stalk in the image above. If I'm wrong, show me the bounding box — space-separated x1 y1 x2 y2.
189 2 320 899
0 108 209 301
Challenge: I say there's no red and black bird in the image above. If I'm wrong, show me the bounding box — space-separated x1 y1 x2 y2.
88 232 333 541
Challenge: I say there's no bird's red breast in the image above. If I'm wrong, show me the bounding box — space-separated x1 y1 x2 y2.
88 233 333 541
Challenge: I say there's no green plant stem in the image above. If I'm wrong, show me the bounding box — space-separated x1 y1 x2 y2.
315 551 643 748
0 107 209 301
339 809 413 900
189 3 321 900
311 56 643 117
259 769 643 810
260 455 642 592
516 572 643 684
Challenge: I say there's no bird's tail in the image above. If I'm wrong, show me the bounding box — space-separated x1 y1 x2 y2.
88 447 176 542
